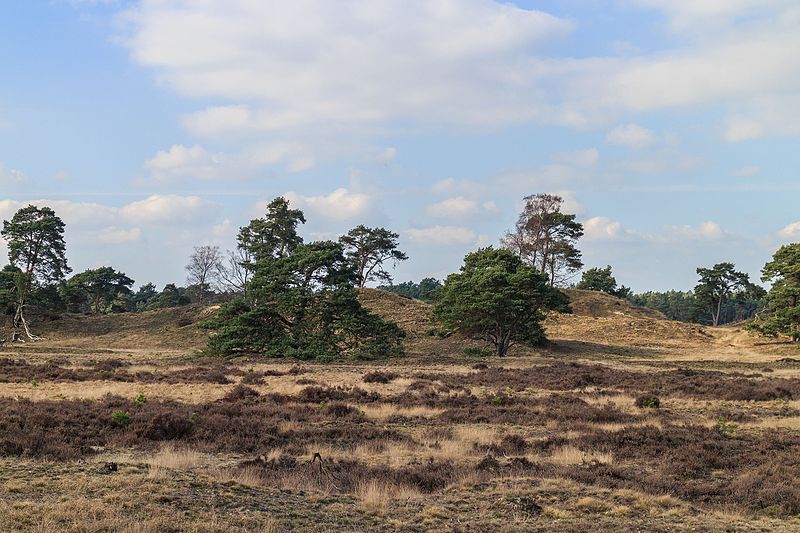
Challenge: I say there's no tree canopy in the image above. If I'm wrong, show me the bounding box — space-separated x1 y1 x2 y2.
694 262 752 327
576 265 631 298
379 278 443 303
204 198 404 360
67 267 134 315
339 225 407 287
433 247 568 356
502 193 583 286
1 205 71 338
749 244 800 342
237 197 306 264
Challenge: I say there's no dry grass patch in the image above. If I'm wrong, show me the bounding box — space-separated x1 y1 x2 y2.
549 445 613 466
355 479 421 514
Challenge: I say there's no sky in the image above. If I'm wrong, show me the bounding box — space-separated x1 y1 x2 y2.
1 0 799 292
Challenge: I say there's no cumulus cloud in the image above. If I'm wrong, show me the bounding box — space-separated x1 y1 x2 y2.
143 143 314 182
406 225 477 246
583 216 622 240
779 222 800 239
121 1 572 131
606 123 656 148
426 197 497 219
724 117 764 142
82 226 142 245
284 188 372 221
667 221 724 240
0 195 217 233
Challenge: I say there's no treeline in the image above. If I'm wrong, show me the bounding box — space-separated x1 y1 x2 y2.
629 290 765 325
3 193 800 352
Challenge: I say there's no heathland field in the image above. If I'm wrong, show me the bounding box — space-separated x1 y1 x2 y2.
1 289 799 532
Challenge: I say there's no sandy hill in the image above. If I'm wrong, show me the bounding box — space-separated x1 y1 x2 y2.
358 288 434 337
30 305 212 350
8 288 711 353
562 289 666 319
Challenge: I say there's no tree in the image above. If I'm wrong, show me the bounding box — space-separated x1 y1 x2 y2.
148 284 191 310
502 193 583 286
576 265 632 298
339 225 408 287
748 244 800 342
131 283 159 311
433 247 569 356
217 248 252 299
695 262 751 326
67 267 134 315
379 277 443 302
1 205 71 339
238 197 306 264
185 245 223 304
0 265 20 315
204 204 405 360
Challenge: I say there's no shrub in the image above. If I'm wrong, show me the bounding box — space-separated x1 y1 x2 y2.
111 410 130 428
362 371 397 384
635 395 660 409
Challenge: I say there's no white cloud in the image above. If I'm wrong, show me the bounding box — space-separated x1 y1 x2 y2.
667 221 724 240
426 196 497 219
120 194 216 224
118 0 800 145
406 225 477 246
0 195 217 229
734 165 761 177
583 216 622 240
121 0 572 132
431 177 487 197
144 144 224 181
143 142 314 182
284 188 372 221
724 117 764 142
83 226 142 245
606 123 655 148
779 222 800 239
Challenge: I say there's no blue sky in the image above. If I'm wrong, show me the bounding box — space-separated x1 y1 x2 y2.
1 0 799 291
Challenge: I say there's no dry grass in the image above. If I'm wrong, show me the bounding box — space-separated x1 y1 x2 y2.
0 380 233 402
355 479 421 513
144 445 204 479
549 445 613 466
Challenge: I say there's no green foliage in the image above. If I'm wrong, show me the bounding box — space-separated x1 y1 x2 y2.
502 193 583 286
0 265 21 315
379 277 443 303
576 265 632 298
748 243 800 342
237 197 306 263
111 410 130 428
1 205 71 284
133 394 147 407
630 289 763 325
66 267 134 314
204 199 405 360
695 262 752 326
339 225 407 287
146 284 191 310
433 247 569 357
715 416 736 436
